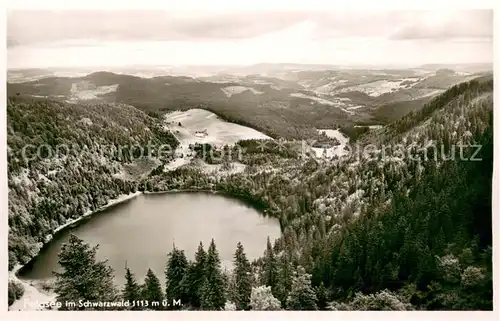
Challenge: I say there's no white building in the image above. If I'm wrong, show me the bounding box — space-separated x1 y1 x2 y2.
194 129 208 138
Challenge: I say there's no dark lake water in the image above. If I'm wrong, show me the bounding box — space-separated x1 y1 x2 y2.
18 192 281 286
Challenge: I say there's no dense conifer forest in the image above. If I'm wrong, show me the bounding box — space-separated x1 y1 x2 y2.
7 77 493 310
7 98 178 268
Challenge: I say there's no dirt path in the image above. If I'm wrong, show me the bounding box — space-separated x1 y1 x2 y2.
8 266 56 311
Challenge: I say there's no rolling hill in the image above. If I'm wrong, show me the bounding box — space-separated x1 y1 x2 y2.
7 75 493 310
7 66 492 140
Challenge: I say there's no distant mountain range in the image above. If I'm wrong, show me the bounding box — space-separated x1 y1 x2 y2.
7 65 492 139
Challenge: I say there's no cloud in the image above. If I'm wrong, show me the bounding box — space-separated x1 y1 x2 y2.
7 9 494 51
8 11 409 42
7 10 312 46
308 11 415 39
390 10 492 40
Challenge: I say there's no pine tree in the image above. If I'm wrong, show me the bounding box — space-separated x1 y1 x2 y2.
262 237 278 293
286 266 318 310
225 270 238 307
233 242 252 310
180 242 206 308
165 244 188 309
53 234 118 310
142 268 164 310
275 253 293 307
200 239 226 310
122 267 141 310
314 282 329 310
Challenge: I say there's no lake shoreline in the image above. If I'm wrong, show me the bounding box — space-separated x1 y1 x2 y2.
15 191 144 280
52 191 143 235
11 187 278 310
9 264 56 311
10 189 171 311
13 187 276 302
144 188 273 213
16 187 272 277
10 191 146 311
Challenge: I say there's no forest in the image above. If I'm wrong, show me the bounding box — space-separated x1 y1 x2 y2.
7 77 493 310
7 97 178 268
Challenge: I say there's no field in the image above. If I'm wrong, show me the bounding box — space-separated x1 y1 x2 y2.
334 78 422 97
68 82 119 101
165 109 271 147
163 109 271 170
311 129 350 159
290 93 355 115
220 85 264 97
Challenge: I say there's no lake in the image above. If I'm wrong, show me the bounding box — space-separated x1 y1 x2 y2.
18 192 281 286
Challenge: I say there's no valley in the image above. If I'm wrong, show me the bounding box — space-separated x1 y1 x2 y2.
8 64 491 141
5 6 495 314
6 66 494 311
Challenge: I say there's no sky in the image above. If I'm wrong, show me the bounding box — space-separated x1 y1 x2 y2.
7 9 493 68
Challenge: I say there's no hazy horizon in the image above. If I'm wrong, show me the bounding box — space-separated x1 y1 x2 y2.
6 61 494 70
7 10 493 69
